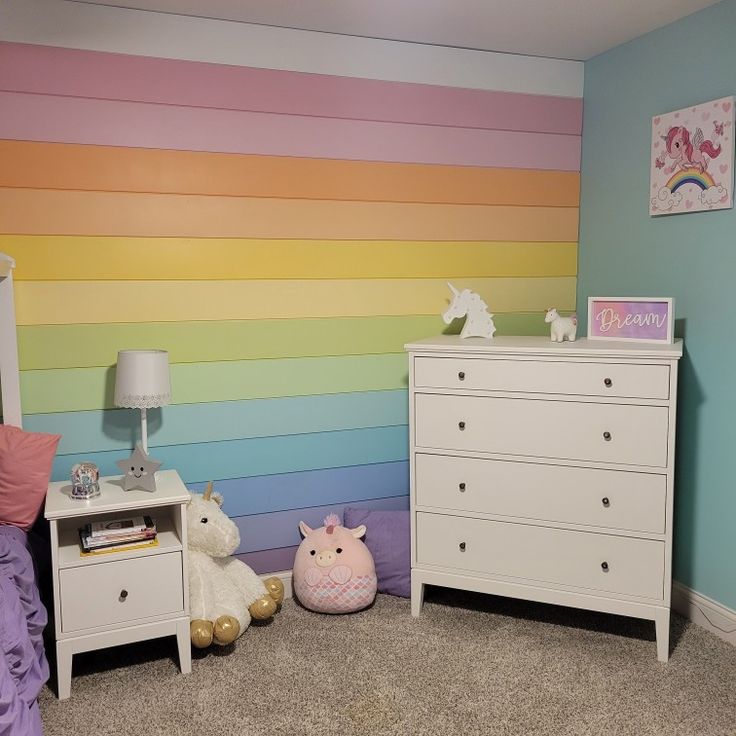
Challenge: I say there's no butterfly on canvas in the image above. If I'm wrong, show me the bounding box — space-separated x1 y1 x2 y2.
714 120 725 136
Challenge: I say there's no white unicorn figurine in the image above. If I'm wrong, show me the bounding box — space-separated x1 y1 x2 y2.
443 283 496 339
544 307 578 342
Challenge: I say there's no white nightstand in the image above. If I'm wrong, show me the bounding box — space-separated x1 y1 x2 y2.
45 469 191 699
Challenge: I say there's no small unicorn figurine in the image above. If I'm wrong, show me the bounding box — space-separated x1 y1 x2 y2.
545 307 577 342
443 283 496 339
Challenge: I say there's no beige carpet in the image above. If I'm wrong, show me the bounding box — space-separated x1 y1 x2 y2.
39 588 736 736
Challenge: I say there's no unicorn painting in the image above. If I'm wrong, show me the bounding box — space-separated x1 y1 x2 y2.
650 97 734 216
442 283 496 339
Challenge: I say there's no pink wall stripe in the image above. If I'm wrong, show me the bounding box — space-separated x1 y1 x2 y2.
0 92 581 171
0 42 583 135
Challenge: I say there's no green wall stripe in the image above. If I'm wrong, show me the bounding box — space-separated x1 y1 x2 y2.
25 389 408 455
21 353 409 414
18 312 550 370
50 425 410 483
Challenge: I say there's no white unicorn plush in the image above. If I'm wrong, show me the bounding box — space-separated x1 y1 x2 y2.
188 482 284 648
544 307 578 342
443 283 496 339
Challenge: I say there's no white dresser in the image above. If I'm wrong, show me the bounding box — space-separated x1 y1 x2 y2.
406 336 682 661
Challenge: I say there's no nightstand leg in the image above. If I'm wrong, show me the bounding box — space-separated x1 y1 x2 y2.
176 619 192 674
56 641 73 700
411 574 425 617
654 609 670 663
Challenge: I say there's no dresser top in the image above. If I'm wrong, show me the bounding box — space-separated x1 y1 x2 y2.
405 335 683 360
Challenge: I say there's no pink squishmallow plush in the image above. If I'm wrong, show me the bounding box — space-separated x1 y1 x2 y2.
293 514 377 614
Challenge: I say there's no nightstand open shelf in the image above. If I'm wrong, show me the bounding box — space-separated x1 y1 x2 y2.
45 469 192 699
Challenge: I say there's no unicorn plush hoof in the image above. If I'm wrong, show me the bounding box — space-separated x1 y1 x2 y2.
213 615 240 645
249 595 277 620
263 576 285 607
190 619 214 649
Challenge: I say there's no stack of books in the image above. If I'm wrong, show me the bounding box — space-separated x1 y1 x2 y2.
79 515 158 556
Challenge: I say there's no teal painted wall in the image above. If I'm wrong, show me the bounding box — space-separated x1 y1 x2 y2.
579 0 736 609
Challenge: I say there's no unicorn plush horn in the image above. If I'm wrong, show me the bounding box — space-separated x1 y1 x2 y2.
447 282 459 296
203 481 213 501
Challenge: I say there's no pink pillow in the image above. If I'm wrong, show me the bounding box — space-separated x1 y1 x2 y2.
0 425 61 530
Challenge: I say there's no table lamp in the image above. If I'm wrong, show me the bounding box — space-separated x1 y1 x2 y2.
113 349 171 453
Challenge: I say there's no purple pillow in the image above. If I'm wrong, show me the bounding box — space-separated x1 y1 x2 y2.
343 507 410 598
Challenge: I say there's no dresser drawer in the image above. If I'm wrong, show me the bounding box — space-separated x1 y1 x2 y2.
60 553 184 633
415 454 666 533
416 512 665 599
415 394 669 467
414 357 670 399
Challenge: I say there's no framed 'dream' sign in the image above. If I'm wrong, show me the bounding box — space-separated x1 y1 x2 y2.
587 297 674 344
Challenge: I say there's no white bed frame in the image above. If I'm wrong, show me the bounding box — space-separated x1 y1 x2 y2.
0 253 22 428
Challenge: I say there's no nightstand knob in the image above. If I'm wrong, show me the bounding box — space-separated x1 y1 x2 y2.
458 421 466 431
604 378 613 388
602 497 610 507
459 542 466 551
458 371 466 381
458 482 466 492
119 589 129 600
601 562 609 572
603 431 612 441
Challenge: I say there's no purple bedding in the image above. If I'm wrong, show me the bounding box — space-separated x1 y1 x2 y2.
0 526 48 736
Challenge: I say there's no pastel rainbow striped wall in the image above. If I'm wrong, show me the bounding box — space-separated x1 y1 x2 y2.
0 2 582 573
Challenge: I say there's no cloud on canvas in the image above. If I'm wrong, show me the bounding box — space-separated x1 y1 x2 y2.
651 187 682 213
700 185 728 207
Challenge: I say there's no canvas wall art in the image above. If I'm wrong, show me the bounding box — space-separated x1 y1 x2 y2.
650 96 734 216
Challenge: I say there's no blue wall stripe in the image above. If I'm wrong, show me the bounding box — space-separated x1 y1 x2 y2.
27 389 408 455
51 425 409 482
188 461 408 517
233 494 409 554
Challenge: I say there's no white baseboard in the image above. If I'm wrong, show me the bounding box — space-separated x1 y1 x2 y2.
672 582 736 647
261 570 294 600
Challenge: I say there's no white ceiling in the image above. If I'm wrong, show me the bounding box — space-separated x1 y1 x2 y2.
71 0 720 60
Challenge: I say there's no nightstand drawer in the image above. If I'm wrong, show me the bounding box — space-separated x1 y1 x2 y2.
416 512 665 599
60 552 184 633
415 394 669 467
415 454 667 533
414 357 670 399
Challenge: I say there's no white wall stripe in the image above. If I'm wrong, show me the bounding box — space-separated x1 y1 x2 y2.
0 0 583 97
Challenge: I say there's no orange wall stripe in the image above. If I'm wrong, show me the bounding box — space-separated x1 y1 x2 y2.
0 141 580 207
0 189 579 241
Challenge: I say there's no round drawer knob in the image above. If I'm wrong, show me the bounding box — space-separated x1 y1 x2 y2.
119 589 129 600
458 371 466 381
602 497 610 508
459 542 466 551
604 378 613 388
603 431 612 441
458 482 466 492
458 421 466 431
601 562 609 572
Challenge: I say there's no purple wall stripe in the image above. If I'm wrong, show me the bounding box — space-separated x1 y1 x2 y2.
0 92 581 171
188 461 409 518
233 495 409 554
235 547 300 576
0 42 583 135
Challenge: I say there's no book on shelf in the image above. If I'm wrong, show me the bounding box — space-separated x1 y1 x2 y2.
79 537 160 557
79 515 157 554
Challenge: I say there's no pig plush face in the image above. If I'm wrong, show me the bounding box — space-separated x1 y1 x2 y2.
293 514 377 614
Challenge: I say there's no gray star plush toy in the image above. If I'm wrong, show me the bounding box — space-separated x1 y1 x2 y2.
115 443 162 492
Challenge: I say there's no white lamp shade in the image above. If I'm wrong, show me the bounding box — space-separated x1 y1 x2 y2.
114 350 171 409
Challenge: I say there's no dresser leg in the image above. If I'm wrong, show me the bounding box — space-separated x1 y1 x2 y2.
654 609 670 663
176 619 192 674
56 641 73 700
411 575 425 617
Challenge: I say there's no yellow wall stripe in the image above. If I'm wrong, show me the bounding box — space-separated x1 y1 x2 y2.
3 237 577 281
0 189 579 241
14 277 577 325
